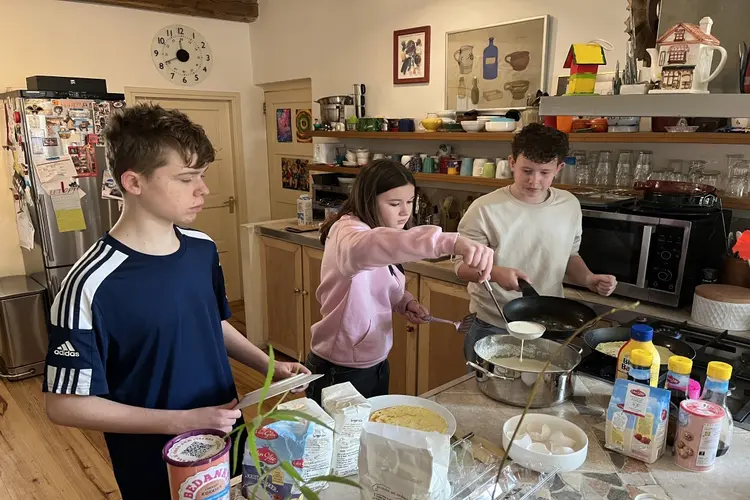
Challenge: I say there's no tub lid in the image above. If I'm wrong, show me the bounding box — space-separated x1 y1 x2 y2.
679 399 725 419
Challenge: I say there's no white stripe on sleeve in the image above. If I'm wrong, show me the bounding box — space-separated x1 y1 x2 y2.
75 369 92 396
65 368 76 394
46 366 58 392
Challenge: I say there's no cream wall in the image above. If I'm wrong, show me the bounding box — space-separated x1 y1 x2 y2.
0 0 268 277
249 0 630 115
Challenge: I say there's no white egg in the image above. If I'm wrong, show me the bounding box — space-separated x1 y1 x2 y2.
549 430 577 449
528 442 551 454
551 445 575 455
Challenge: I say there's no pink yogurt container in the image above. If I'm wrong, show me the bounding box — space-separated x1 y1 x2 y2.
673 400 724 472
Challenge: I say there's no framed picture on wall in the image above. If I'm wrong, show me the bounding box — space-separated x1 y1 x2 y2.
445 16 550 110
393 25 431 85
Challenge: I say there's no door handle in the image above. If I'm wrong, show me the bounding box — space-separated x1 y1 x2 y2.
636 225 655 288
223 196 236 214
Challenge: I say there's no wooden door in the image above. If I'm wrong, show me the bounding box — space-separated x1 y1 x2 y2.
264 88 313 219
389 272 420 395
302 246 324 360
260 237 304 359
133 96 241 301
417 278 471 395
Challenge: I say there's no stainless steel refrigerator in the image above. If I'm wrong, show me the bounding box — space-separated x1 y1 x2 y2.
1 90 125 301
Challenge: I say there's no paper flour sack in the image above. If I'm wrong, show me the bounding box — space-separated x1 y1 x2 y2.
322 382 371 477
242 398 334 498
358 421 451 500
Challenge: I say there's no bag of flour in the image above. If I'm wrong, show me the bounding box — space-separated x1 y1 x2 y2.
242 398 334 498
322 382 371 477
358 421 451 500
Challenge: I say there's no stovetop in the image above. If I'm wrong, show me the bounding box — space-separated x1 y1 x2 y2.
572 308 750 431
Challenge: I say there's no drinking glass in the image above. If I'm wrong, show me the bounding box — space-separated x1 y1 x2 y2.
615 151 633 188
593 151 612 186
698 170 721 188
728 162 749 197
725 154 745 190
687 160 706 183
633 151 652 183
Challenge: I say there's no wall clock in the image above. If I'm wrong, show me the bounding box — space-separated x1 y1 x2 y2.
151 24 213 86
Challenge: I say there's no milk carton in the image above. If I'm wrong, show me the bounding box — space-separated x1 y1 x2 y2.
605 378 671 463
322 382 371 477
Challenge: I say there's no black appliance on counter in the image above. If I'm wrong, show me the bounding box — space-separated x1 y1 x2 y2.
311 173 353 221
571 200 730 307
572 304 750 432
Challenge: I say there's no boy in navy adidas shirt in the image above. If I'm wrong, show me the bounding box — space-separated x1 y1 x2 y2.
42 103 309 499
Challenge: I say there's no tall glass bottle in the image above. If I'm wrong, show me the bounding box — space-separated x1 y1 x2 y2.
483 37 499 80
701 361 734 457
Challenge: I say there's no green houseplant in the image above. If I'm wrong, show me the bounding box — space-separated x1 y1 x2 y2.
227 347 360 500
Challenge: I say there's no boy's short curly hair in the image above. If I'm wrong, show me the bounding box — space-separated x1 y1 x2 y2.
511 123 569 164
104 103 215 189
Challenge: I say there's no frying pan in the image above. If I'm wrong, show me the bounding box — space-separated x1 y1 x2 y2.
582 327 696 365
502 280 597 338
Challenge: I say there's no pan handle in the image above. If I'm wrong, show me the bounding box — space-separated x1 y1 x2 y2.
518 279 539 297
466 361 516 380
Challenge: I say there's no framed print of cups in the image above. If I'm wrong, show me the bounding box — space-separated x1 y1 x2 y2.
394 26 431 85
445 16 549 109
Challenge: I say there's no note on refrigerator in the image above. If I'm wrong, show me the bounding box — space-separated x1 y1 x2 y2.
49 187 86 232
15 209 35 250
36 156 78 184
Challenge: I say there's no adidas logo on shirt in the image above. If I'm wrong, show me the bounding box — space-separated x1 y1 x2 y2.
54 341 80 357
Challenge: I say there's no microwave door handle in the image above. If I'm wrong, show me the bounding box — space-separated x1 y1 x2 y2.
636 225 655 288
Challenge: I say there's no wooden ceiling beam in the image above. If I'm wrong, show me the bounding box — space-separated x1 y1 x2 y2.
60 0 259 23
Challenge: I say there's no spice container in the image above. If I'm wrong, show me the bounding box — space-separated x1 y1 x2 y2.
673 400 724 472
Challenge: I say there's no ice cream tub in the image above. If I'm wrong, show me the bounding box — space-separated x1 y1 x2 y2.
163 429 231 500
673 400 725 472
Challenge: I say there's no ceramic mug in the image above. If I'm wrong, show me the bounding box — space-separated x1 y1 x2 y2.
482 161 496 178
407 155 423 172
401 155 412 166
473 158 488 177
346 150 357 163
373 153 385 160
391 154 402 162
448 159 461 175
460 158 473 176
422 156 435 173
398 118 415 132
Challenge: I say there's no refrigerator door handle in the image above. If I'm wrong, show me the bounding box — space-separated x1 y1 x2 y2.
37 196 55 263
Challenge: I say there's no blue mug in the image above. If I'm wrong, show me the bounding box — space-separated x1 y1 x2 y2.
460 157 473 176
398 118 415 132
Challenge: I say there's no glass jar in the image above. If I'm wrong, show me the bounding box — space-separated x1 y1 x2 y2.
687 160 706 183
727 162 749 197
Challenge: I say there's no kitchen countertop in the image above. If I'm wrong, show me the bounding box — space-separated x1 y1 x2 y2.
230 373 750 499
253 219 750 339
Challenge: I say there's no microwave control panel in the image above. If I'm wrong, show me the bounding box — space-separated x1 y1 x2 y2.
646 226 685 292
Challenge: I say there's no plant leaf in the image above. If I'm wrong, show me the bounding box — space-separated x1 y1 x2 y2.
268 409 335 434
247 431 262 476
230 423 246 475
258 346 276 415
280 460 304 483
306 475 361 489
299 486 320 500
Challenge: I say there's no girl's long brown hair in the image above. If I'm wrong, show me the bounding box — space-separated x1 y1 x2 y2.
320 160 416 245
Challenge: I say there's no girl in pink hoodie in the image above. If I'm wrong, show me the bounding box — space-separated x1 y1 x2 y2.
305 160 494 402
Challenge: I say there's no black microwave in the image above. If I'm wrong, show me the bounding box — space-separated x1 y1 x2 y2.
573 209 730 307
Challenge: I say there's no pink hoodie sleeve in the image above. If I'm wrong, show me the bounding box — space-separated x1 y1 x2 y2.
394 289 416 314
331 218 459 277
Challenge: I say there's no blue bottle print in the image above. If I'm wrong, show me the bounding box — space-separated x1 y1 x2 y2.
483 37 499 80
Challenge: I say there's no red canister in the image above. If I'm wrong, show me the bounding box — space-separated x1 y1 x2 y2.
673 400 724 472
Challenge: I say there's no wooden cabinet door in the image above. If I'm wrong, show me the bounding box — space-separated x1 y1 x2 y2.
388 272 420 395
302 247 324 360
417 277 471 395
260 237 304 359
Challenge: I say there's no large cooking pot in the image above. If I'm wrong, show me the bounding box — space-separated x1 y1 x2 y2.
467 335 582 408
316 95 354 124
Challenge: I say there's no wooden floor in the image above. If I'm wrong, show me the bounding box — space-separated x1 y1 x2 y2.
0 301 291 499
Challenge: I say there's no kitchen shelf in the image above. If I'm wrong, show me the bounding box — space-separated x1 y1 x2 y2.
309 130 750 145
309 163 750 210
539 94 750 118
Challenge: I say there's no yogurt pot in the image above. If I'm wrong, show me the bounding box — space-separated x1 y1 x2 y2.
673 400 725 472
163 429 231 500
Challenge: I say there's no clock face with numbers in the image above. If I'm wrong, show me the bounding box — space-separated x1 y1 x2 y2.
151 25 212 86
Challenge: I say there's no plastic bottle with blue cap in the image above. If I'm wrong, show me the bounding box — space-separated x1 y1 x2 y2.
616 324 661 387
